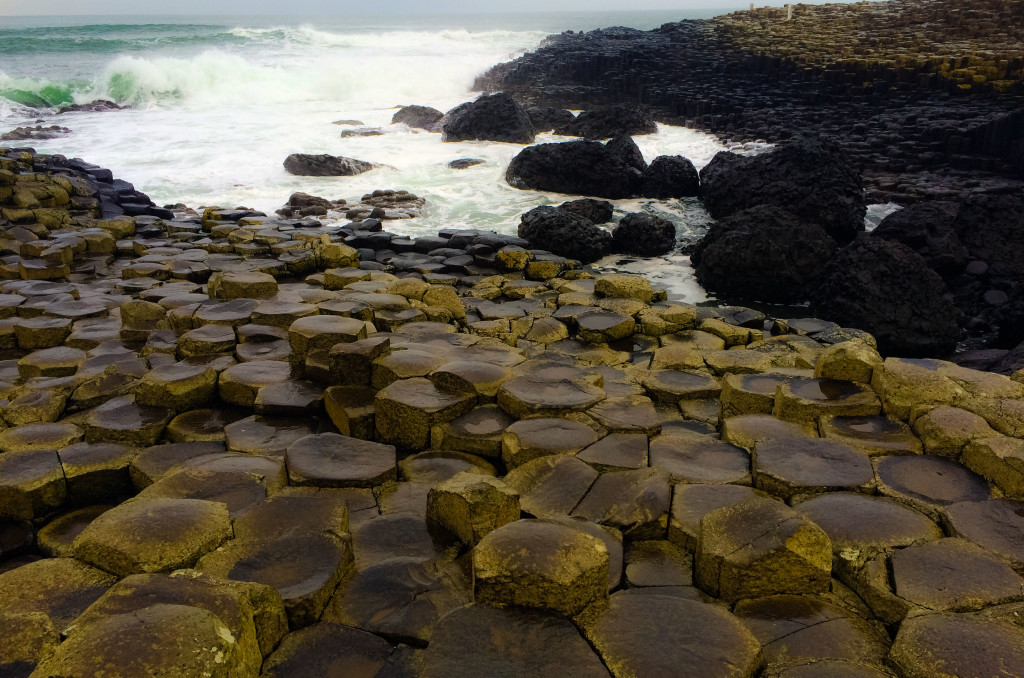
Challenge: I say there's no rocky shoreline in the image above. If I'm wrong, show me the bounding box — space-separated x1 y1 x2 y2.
1 144 1024 677
476 0 1024 204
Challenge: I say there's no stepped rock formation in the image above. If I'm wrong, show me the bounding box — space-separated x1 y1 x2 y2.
2 149 1024 676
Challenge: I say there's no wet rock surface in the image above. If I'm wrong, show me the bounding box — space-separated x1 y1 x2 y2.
0 148 1023 676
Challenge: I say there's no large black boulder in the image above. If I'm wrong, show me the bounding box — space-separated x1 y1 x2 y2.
612 212 676 256
559 198 614 224
555 104 658 139
527 107 576 133
517 205 612 263
505 140 641 199
283 154 376 177
692 205 837 303
953 192 1024 289
441 93 535 144
873 201 966 278
808 234 960 358
392 105 444 131
699 137 866 245
606 135 647 173
640 155 700 199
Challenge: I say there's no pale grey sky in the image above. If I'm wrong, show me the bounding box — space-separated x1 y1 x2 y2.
0 0 867 17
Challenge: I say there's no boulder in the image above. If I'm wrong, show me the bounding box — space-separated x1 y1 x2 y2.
874 201 966 278
605 135 647 172
441 93 535 144
391 104 444 130
640 155 700 199
559 198 614 224
809 235 960 357
555 104 658 138
526 106 576 133
283 154 376 177
518 205 612 263
506 140 641 199
699 136 865 245
693 205 837 303
612 212 676 256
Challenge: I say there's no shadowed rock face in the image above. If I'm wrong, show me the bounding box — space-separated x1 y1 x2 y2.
4 147 1024 678
809 235 961 358
441 93 536 144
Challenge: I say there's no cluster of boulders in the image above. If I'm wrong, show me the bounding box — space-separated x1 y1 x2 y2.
276 190 425 222
1 151 1024 678
475 0 1024 202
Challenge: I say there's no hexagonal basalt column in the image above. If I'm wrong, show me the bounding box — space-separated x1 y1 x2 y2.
473 519 609 617
375 377 476 450
772 378 881 427
497 374 605 419
426 471 521 546
695 496 832 602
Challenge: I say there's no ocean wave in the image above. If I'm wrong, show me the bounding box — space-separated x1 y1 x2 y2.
0 24 242 56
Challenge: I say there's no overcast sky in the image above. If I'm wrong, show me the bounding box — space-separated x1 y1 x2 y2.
0 0 864 17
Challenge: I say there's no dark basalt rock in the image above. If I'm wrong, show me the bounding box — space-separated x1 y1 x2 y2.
699 137 866 245
0 125 71 142
809 234 960 357
391 105 444 131
57 100 126 114
283 154 376 177
441 93 535 144
555 104 658 139
527 107 576 133
874 201 966 278
612 212 676 256
692 205 837 304
640 155 700 199
448 158 485 170
606 135 647 173
506 140 641 199
559 198 614 224
518 205 612 263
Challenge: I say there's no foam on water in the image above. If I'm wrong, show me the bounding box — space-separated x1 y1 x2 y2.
0 15 773 306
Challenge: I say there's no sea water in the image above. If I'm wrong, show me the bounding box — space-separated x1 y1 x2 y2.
0 11 773 301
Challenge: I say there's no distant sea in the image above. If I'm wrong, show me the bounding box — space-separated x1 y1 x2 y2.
0 10 766 299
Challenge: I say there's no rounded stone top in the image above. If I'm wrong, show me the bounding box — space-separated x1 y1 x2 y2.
753 436 874 499
795 492 942 555
498 375 606 419
475 519 609 589
582 592 761 678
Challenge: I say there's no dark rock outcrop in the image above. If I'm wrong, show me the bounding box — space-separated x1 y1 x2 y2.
606 135 647 173
612 212 676 256
283 154 376 177
505 140 641 199
700 137 865 245
640 155 700 199
692 205 837 303
559 198 614 224
449 159 485 170
527 107 575 133
391 105 444 131
57 100 126 114
873 201 966 279
809 234 960 357
441 93 535 144
554 104 658 139
0 125 71 141
475 0 1024 201
518 205 612 263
